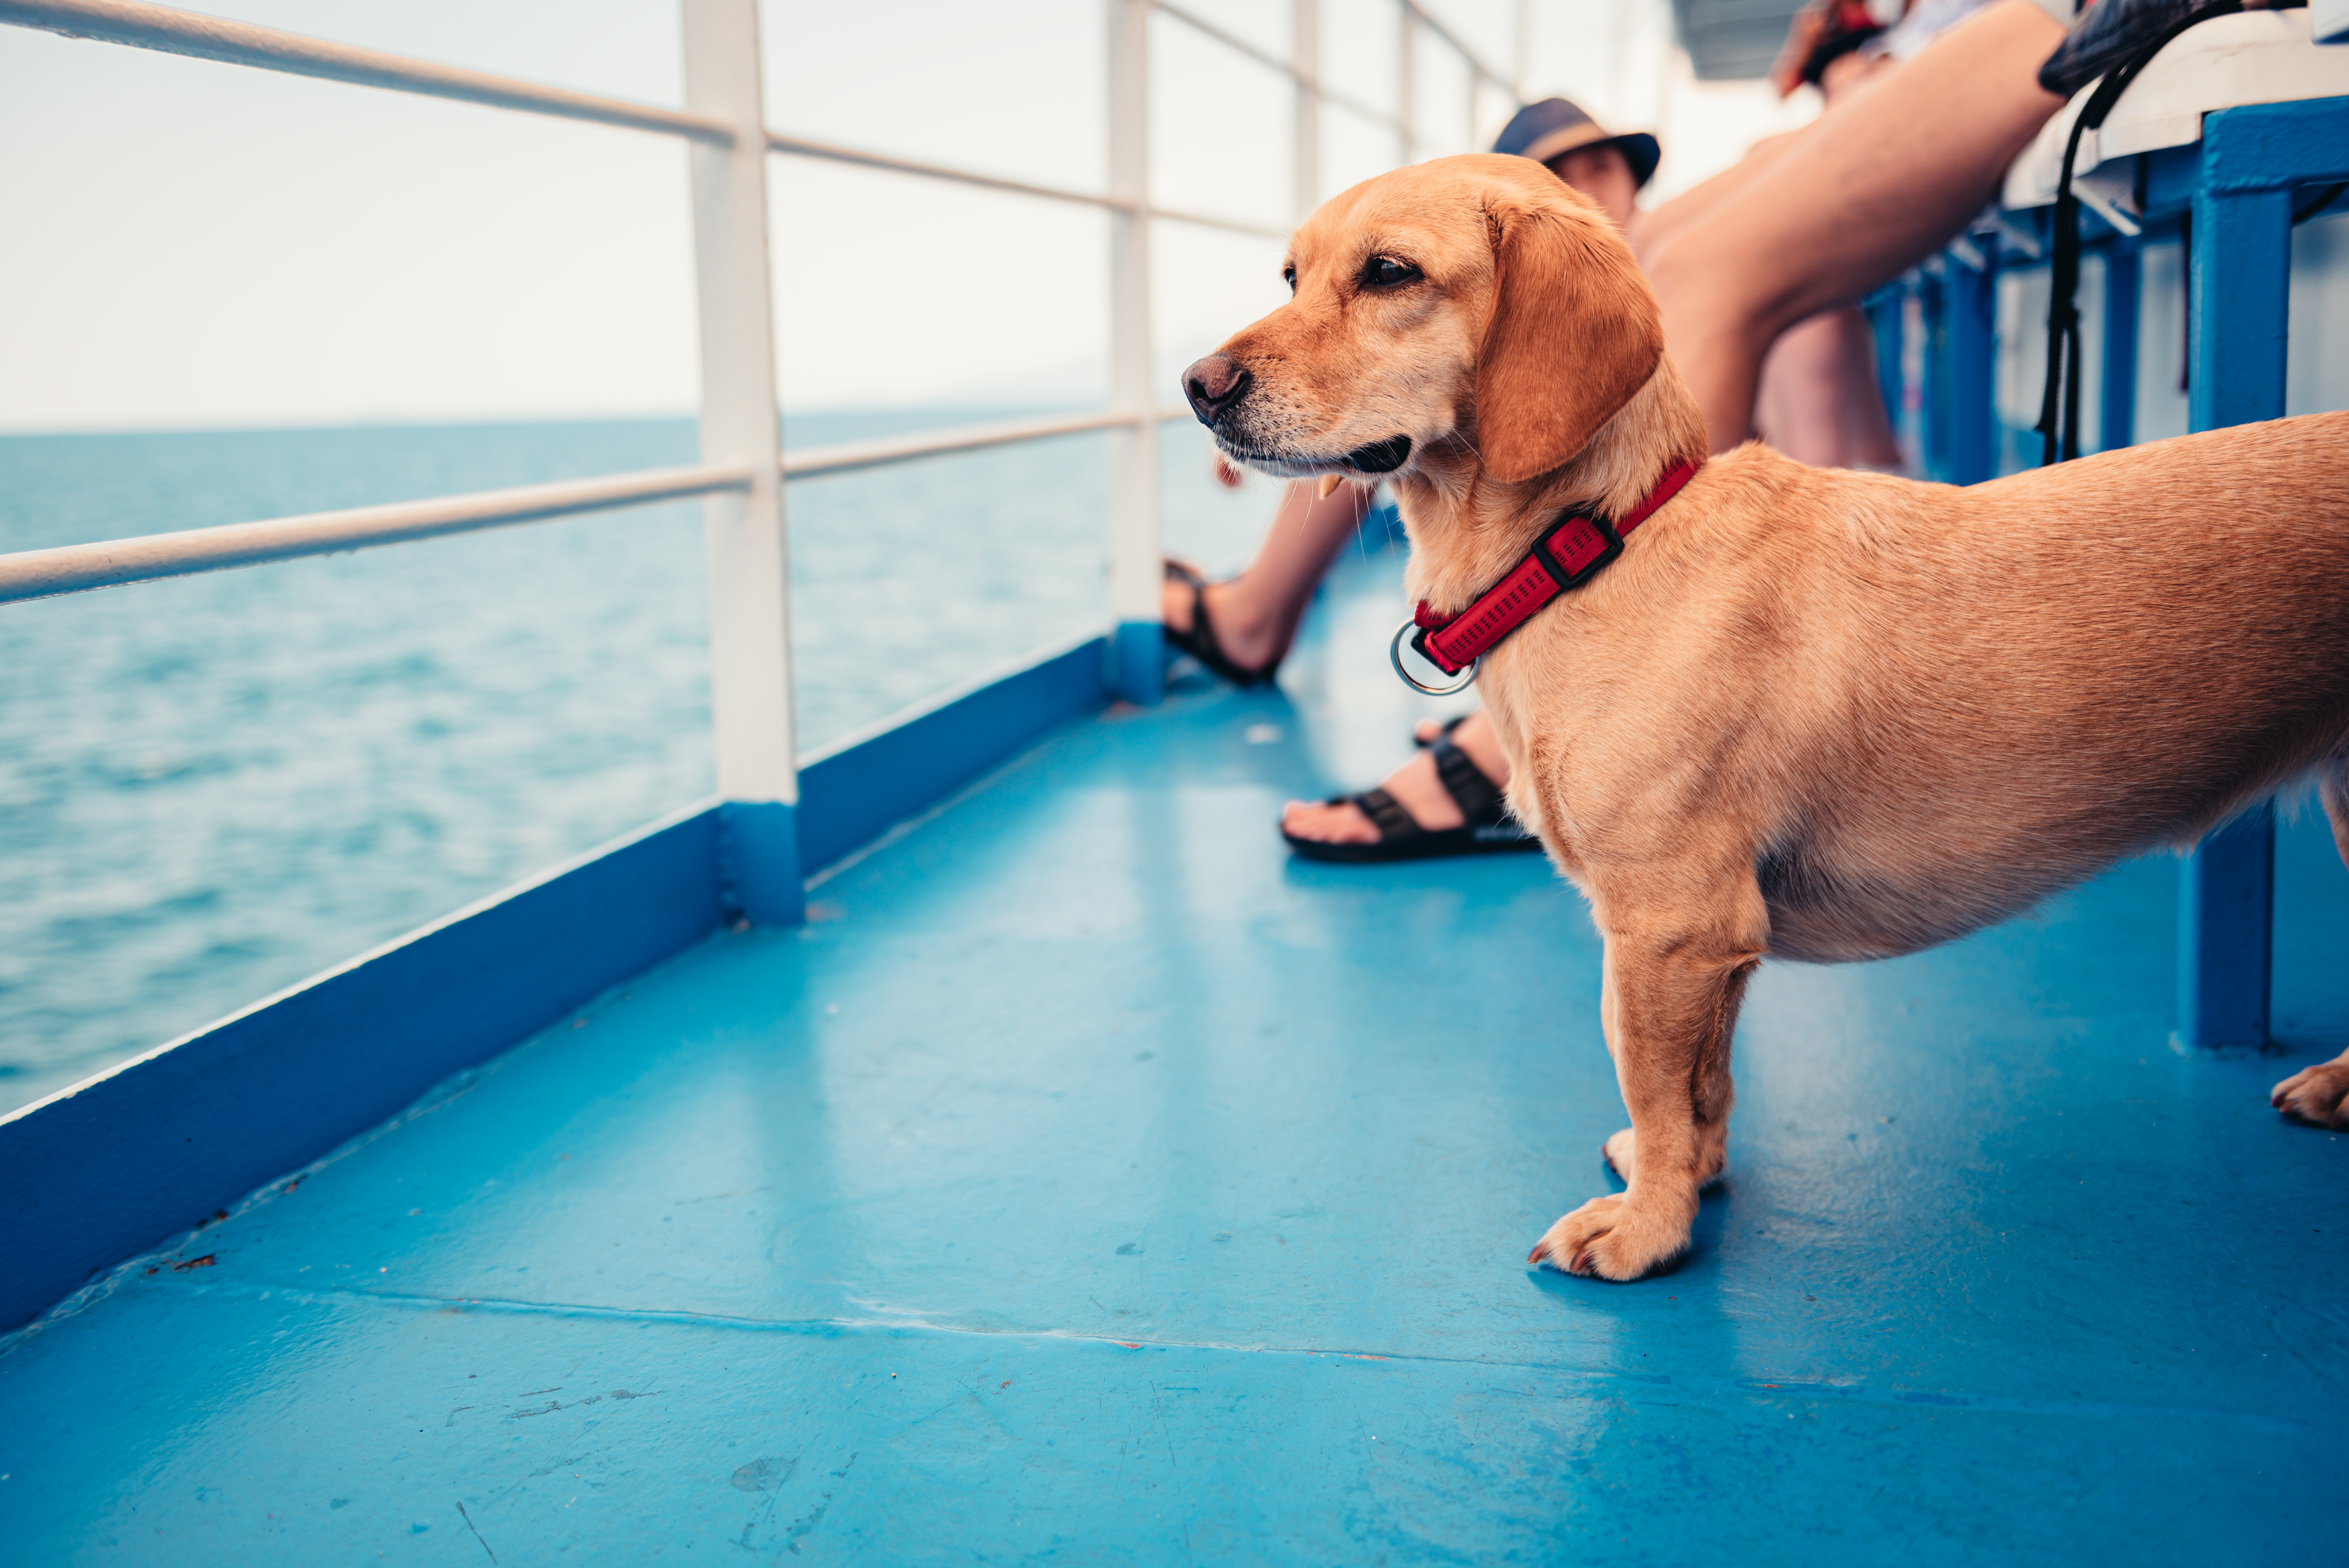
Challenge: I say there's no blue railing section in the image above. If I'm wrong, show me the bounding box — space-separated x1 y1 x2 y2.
1874 89 2349 1056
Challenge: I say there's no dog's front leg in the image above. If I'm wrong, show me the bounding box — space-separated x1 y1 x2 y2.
1530 880 1763 1281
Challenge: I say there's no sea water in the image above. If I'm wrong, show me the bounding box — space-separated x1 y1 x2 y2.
0 410 1273 1113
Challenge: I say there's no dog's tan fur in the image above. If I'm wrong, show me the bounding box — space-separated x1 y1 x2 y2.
1194 154 2349 1279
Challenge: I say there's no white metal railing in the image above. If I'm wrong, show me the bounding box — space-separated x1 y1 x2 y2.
0 464 754 602
0 410 1193 604
1153 0 1518 187
765 127 1288 241
1157 2 1402 134
0 0 738 141
783 408 1190 481
0 0 1517 918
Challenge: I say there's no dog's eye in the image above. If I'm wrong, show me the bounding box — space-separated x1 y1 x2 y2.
1358 255 1421 289
1282 265 1296 294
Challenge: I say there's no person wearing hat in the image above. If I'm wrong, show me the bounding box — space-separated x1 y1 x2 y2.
1488 97 1661 221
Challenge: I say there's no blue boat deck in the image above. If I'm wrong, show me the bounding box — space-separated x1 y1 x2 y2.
5 555 2348 1563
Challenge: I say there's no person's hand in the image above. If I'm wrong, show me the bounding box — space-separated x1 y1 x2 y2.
1769 0 1834 97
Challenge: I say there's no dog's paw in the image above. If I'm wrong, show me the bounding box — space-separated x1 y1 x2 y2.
1527 1193 1690 1281
2272 1057 2349 1129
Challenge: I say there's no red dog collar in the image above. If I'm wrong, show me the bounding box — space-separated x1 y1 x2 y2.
1394 460 1700 691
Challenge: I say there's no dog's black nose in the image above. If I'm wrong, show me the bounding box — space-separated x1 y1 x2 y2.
1183 355 1251 424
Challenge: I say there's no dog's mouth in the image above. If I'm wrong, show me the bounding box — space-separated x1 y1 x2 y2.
1214 433 1414 478
1342 435 1413 473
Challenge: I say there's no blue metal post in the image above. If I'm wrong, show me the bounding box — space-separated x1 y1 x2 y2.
1947 243 1995 484
2174 121 2296 1049
1865 284 1902 434
2097 240 2137 454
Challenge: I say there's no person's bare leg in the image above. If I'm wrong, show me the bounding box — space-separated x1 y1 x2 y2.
1751 306 1906 469
1628 123 1817 264
1280 708 1513 843
1633 47 1897 264
1643 0 2066 450
1164 479 1371 672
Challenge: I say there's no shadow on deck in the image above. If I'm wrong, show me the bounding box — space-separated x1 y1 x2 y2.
4 550 2346 1563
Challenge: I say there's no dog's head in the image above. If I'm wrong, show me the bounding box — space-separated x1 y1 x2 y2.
1182 153 1666 487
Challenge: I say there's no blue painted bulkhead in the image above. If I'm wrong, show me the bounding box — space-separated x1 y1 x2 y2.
2 557 2345 1562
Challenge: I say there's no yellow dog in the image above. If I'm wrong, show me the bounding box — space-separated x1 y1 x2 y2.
1183 153 2349 1281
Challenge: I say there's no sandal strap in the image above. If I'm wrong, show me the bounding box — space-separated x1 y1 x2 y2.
1345 787 1422 842
1429 734 1507 826
1162 558 1280 688
1414 713 1470 749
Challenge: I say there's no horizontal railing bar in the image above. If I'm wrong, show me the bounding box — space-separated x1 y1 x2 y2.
784 408 1192 479
1150 1 1401 132
0 464 752 604
0 0 737 145
1150 201 1288 242
766 129 1289 241
0 408 1218 605
7 2 1305 237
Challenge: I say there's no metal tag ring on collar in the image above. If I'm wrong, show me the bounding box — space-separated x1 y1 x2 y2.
1389 618 1479 696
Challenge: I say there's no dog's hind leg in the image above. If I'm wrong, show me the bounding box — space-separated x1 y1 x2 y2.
2272 755 2349 1128
1531 868 1766 1281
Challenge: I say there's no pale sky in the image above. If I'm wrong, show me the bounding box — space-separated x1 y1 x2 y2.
0 0 1811 431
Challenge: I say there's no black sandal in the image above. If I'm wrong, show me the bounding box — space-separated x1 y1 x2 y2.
1163 559 1281 688
1283 731 1543 863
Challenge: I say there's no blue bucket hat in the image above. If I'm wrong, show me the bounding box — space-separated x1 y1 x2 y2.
1491 98 1661 190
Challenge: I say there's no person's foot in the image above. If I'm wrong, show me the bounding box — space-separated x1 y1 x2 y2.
1163 560 1288 679
1280 711 1513 846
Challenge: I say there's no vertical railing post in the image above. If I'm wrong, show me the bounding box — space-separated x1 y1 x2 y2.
682 0 802 926
1867 283 1903 437
1293 0 1320 223
1946 239 1994 485
1512 0 1530 100
2098 239 2138 454
1107 0 1161 704
1396 2 1416 166
2174 144 2292 1049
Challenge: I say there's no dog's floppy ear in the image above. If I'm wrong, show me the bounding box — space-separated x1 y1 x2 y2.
1474 196 1666 483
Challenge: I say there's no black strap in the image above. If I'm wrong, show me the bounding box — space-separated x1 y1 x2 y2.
1332 736 1506 844
1349 787 1420 842
1429 735 1506 824
2038 0 2243 467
